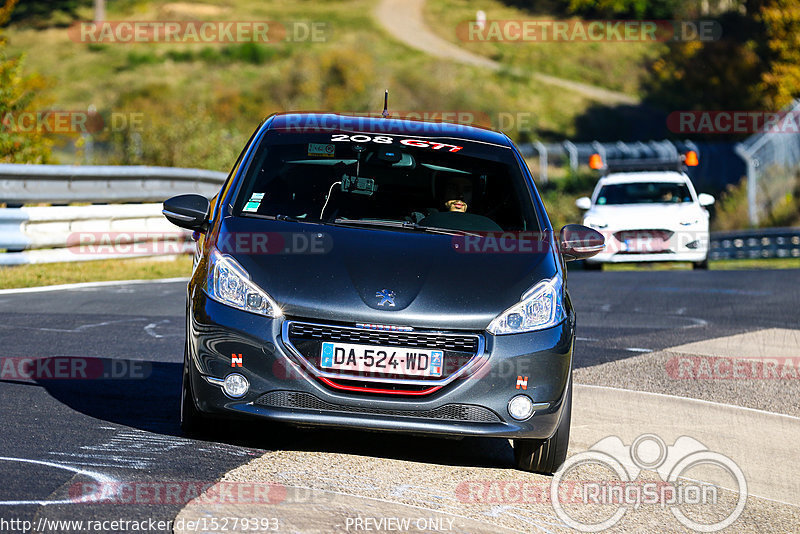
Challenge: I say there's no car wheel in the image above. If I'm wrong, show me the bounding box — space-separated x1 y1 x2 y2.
513 375 572 475
181 348 209 436
692 258 709 270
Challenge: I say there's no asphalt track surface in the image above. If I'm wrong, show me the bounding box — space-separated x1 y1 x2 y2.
0 269 796 532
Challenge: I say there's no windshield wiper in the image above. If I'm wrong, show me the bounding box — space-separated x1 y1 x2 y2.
412 225 482 237
332 218 481 236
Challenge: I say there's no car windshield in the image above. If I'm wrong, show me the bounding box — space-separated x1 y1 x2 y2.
233 131 539 233
596 182 693 205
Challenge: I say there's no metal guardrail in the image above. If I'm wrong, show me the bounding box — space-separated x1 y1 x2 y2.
0 164 797 266
0 164 226 204
0 204 193 266
0 164 225 265
709 227 800 261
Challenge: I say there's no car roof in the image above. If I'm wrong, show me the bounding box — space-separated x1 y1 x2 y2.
599 171 690 185
265 112 514 147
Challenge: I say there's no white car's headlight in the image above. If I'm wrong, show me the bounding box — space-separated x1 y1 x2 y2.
204 248 282 318
584 216 608 229
680 219 700 226
487 277 565 335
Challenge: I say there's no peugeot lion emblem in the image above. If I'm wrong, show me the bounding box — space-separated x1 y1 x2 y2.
376 289 396 307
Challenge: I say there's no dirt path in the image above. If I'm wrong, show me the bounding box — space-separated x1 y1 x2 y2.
374 0 639 106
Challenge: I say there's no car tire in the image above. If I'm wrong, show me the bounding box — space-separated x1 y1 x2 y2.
513 375 572 475
692 258 709 270
583 261 602 271
180 348 210 436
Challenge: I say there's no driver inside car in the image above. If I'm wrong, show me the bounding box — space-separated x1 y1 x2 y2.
443 176 473 213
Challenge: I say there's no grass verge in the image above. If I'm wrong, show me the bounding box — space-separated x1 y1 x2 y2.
423 0 661 95
598 257 800 271
5 0 599 169
0 256 193 289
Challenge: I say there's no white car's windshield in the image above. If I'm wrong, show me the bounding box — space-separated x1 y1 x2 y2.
597 182 692 205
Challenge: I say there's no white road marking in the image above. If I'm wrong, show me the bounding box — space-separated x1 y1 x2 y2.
47 452 157 463
0 317 150 333
144 319 171 338
681 316 709 329
624 348 652 353
576 383 800 421
0 457 117 506
0 277 189 295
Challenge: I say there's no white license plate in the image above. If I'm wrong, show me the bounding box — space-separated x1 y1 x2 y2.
625 237 668 252
320 341 443 377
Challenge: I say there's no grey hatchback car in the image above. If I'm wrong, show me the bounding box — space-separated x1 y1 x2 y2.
163 113 604 474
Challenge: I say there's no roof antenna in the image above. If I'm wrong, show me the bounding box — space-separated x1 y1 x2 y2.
381 90 389 118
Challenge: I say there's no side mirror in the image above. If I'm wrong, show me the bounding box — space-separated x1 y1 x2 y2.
575 197 592 210
559 224 605 261
163 194 210 231
698 193 715 207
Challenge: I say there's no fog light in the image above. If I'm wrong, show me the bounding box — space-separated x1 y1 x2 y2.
686 240 700 249
223 373 249 398
508 395 535 421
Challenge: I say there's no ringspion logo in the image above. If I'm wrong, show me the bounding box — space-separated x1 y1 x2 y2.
551 434 747 532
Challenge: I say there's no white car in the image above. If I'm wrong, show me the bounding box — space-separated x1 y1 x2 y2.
575 171 715 269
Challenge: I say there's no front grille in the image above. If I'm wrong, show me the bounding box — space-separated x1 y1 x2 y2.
288 323 478 352
615 250 675 255
284 321 483 395
613 229 674 242
256 390 501 423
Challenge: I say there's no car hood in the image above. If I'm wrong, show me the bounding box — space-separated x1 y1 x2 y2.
585 203 706 230
217 217 558 330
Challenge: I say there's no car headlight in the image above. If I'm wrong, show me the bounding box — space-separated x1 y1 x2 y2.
584 217 608 229
680 219 700 226
487 277 565 335
204 248 282 318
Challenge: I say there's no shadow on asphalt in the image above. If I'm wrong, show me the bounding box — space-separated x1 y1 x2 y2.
23 357 514 470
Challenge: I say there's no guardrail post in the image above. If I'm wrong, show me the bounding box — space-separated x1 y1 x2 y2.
533 140 548 184
734 143 758 226
563 141 578 173
0 209 30 252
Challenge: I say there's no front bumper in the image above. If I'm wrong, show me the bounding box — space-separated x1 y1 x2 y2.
186 290 574 440
586 227 709 264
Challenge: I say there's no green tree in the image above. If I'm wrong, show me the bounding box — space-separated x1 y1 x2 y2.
645 0 800 113
3 0 89 28
0 0 52 163
567 0 684 18
759 0 800 108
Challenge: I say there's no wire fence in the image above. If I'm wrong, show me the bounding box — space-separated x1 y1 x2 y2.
520 139 742 195
735 99 800 226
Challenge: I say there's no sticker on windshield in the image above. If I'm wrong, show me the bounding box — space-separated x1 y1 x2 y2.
329 134 463 153
399 139 463 152
243 192 264 213
308 143 335 157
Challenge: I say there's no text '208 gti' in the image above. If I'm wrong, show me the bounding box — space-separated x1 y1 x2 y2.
163 113 604 474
